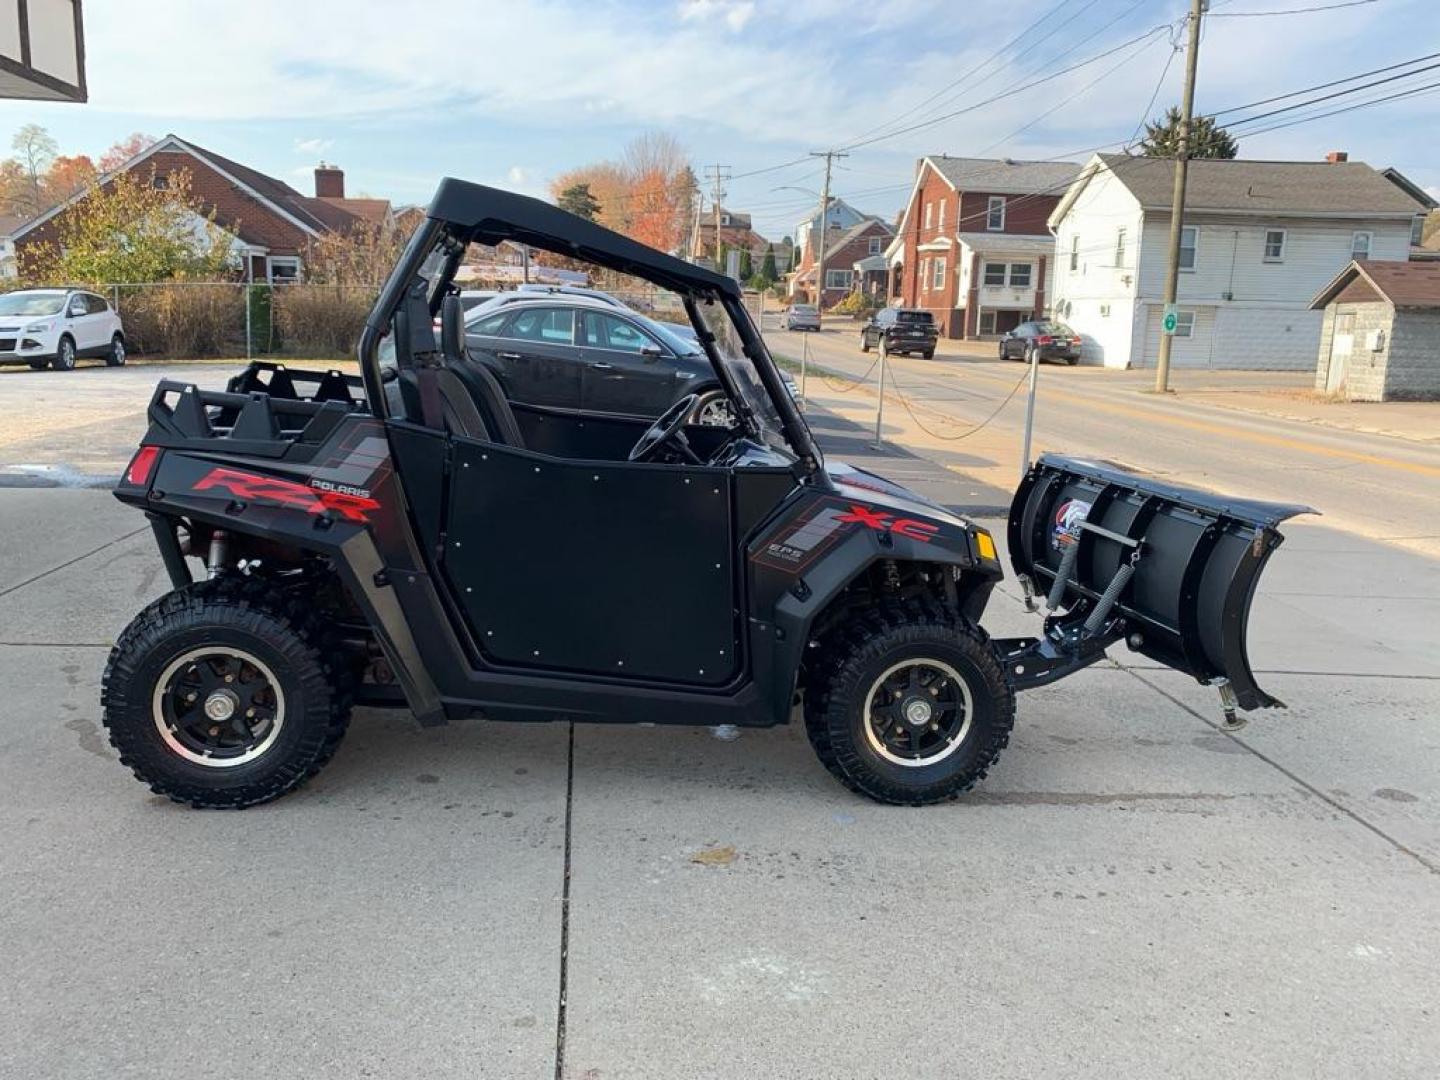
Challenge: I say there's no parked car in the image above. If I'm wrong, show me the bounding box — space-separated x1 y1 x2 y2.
999 320 1083 365
785 304 820 331
468 285 700 345
0 287 126 370
860 307 938 359
464 296 731 424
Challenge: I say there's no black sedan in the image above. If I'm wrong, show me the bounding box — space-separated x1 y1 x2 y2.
860 307 938 358
998 320 1083 365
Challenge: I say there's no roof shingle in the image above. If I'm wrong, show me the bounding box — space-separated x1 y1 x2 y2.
927 156 1081 196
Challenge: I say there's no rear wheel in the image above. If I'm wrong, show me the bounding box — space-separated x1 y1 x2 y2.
805 604 1014 805
922 348 935 360
105 333 126 367
101 579 352 808
691 389 734 427
52 335 76 371
1024 345 1037 367
860 333 870 353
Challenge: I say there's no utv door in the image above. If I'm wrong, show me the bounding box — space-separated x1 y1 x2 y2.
439 435 739 687
485 306 583 410
578 310 677 416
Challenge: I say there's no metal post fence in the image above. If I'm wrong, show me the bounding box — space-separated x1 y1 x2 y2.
1021 347 1040 477
871 336 888 450
799 330 809 411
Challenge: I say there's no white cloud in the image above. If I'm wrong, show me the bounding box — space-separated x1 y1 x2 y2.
677 0 754 32
506 165 529 186
293 137 334 156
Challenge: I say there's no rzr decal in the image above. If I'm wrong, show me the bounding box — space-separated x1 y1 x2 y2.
836 503 939 543
194 467 380 523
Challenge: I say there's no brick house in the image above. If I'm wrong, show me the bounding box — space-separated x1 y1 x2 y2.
13 134 392 282
690 205 773 267
791 217 894 307
887 156 1080 338
1310 260 1440 400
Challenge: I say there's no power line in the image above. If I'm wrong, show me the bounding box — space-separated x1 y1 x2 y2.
1228 77 1440 137
1210 0 1380 15
1207 50 1440 117
1218 59 1440 128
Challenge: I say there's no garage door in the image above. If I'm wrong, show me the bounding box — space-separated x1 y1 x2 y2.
1140 305 1216 368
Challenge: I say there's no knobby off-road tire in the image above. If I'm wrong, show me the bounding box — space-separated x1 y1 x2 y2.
804 603 1014 805
101 578 353 808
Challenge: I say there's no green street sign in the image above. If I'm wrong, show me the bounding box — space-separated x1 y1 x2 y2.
1162 305 1178 335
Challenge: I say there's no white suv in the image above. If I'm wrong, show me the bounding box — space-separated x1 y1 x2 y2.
0 288 126 371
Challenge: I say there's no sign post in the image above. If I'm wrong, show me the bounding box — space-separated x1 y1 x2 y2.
1162 304 1179 336
1020 345 1039 476
872 337 888 450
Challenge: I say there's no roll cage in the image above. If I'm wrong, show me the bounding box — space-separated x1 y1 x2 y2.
358 177 824 478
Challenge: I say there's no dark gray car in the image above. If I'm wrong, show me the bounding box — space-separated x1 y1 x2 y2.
999 320 1083 365
464 297 728 423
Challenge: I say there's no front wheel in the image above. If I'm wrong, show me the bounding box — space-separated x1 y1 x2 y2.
860 334 870 353
101 580 352 808
922 348 935 360
804 604 1014 805
691 389 734 427
52 335 76 371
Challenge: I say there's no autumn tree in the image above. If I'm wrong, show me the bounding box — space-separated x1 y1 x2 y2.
44 154 97 202
99 132 158 172
549 132 696 255
557 182 602 221
1140 107 1238 160
7 124 57 215
20 167 233 284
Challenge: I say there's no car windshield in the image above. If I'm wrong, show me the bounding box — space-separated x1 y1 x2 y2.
0 292 66 317
791 305 817 315
896 310 933 324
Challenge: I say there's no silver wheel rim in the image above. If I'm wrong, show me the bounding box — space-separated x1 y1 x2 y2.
693 393 734 427
151 646 286 768
60 341 74 367
862 657 973 768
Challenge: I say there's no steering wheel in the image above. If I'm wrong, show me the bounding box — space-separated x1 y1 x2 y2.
629 393 702 464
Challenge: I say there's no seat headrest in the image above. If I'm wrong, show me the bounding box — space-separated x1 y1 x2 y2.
440 292 464 359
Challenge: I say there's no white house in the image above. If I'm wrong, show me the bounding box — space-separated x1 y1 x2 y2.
0 213 22 278
1048 153 1434 369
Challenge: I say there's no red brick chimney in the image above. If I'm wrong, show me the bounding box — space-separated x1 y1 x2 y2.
1326 151 1348 163
314 163 345 198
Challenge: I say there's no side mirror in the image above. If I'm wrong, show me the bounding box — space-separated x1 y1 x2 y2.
639 344 664 360
1001 332 1011 340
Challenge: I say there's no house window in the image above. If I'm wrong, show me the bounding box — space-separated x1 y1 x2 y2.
1179 226 1198 271
924 202 933 230
1263 229 1286 262
986 196 1006 231
1009 263 1032 288
1173 310 1196 338
932 257 945 290
983 262 1007 286
868 237 883 255
1412 216 1426 247
825 269 852 289
937 200 946 231
1069 235 1080 271
920 257 929 291
1351 231 1372 260
1114 228 1126 267
268 256 301 283
720 214 730 226
979 310 997 335
151 175 169 191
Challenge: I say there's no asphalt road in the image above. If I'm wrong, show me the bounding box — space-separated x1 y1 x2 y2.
763 320 1440 562
1 355 1438 1078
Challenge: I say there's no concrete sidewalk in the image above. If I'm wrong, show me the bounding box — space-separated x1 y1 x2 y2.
2 412 1438 1078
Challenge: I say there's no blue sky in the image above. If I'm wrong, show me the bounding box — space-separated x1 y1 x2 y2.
5 0 1435 241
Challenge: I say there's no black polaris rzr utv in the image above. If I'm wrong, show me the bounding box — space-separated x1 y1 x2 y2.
101 178 1309 808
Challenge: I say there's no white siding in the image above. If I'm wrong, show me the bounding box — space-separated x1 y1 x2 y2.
1051 166 1144 367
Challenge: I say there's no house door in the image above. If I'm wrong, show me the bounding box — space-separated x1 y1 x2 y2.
1326 311 1355 393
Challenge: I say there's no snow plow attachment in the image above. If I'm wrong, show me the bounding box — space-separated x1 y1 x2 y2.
1003 454 1313 717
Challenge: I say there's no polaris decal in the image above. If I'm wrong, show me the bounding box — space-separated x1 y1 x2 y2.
193 467 381 523
1051 498 1091 551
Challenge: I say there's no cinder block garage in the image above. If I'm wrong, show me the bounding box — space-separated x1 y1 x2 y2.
1311 260 1440 401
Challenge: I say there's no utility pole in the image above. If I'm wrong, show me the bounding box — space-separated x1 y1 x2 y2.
809 150 847 310
1154 0 1205 393
704 164 731 274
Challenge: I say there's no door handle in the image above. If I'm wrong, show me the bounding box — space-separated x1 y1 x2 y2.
589 361 615 370
496 351 521 361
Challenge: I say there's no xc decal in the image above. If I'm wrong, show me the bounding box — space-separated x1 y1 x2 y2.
194 467 380 523
836 503 939 543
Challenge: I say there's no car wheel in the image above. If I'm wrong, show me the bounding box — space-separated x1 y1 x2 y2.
52 335 76 371
691 389 734 427
1024 345 1037 367
922 349 935 360
101 579 353 808
1066 356 1079 366
804 602 1014 805
998 343 1008 360
860 333 870 353
105 333 127 367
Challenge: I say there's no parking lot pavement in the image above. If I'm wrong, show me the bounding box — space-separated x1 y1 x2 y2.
2 378 1438 1077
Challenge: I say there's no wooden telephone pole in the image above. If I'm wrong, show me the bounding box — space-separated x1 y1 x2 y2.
809 150 847 308
1154 0 1206 393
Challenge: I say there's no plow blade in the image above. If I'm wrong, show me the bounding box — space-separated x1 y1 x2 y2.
1007 454 1313 711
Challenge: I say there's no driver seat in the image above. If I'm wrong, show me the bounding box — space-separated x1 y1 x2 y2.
436 292 525 448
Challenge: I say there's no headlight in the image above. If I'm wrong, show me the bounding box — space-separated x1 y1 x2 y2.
25 320 55 332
